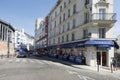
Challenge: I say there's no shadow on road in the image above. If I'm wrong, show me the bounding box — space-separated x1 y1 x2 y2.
26 55 85 70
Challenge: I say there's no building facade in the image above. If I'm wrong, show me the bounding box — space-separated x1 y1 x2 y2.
24 33 34 51
48 0 117 67
15 29 34 52
15 29 26 49
34 17 48 53
0 19 15 56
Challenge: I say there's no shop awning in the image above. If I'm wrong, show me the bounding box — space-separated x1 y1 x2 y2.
85 40 114 47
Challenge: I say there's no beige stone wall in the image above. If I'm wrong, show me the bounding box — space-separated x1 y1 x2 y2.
0 41 15 56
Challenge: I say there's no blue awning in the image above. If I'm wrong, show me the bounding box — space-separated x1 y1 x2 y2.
85 40 114 46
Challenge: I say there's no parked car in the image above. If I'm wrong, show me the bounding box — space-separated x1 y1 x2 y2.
32 52 42 57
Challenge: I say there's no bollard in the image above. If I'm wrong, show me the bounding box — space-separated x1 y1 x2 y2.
97 64 99 72
111 63 113 73
97 60 100 72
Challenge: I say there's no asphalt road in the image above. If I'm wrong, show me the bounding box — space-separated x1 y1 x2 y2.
0 56 120 80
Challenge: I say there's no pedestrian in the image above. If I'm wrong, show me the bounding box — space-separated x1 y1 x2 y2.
111 57 117 71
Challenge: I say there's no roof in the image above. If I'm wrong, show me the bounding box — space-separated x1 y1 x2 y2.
0 19 15 32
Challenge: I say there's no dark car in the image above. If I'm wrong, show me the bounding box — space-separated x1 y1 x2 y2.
32 52 42 57
17 53 27 58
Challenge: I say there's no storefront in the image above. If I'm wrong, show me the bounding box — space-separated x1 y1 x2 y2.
47 40 118 67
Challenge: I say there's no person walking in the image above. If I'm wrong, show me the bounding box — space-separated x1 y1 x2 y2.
111 57 117 71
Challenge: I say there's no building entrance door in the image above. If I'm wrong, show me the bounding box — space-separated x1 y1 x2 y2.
97 51 107 66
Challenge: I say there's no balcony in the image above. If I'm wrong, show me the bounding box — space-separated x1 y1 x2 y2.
95 0 109 7
91 13 116 26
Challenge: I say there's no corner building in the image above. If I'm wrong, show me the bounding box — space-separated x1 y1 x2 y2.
48 0 117 67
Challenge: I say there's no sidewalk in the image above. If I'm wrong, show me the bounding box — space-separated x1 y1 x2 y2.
42 56 120 77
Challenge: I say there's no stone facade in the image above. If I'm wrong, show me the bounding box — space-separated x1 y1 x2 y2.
0 41 14 56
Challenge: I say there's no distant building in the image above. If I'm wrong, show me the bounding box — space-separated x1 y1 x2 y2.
15 29 34 52
0 19 15 56
34 17 48 53
24 33 34 51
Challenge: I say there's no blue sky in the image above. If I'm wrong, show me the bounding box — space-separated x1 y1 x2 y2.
0 0 119 38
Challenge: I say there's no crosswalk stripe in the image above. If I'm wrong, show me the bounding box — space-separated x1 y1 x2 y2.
15 59 20 63
34 60 44 64
29 59 35 63
8 59 13 62
22 59 27 63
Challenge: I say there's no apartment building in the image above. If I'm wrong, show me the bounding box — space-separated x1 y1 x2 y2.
35 17 48 53
48 0 118 67
15 29 34 52
0 19 15 56
15 29 26 49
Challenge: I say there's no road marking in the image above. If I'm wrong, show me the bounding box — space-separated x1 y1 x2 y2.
8 59 13 62
34 60 44 64
22 59 27 63
85 76 95 80
66 70 95 80
77 75 83 79
82 76 87 80
66 70 78 74
15 59 20 63
29 59 35 63
0 74 7 78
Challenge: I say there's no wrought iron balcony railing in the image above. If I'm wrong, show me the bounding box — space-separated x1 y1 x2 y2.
92 13 116 21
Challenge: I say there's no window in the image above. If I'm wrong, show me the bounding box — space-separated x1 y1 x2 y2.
71 33 75 41
59 27 61 34
60 6 62 12
73 4 76 14
54 21 56 27
73 19 76 28
62 35 64 42
68 9 70 18
55 11 57 17
99 9 106 20
63 25 65 32
66 34 69 42
64 2 66 8
84 12 89 23
83 29 88 39
59 16 62 24
99 28 106 38
68 0 71 4
85 0 89 5
58 37 60 43
53 39 55 44
63 13 65 21
67 22 70 30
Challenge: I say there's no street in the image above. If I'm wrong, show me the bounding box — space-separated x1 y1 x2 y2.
0 56 120 80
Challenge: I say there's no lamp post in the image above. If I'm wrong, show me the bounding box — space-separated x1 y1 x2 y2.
7 31 10 58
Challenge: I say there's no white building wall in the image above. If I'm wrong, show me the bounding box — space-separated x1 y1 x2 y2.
86 46 97 67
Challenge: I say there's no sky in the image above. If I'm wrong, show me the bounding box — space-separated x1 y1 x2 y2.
0 0 120 38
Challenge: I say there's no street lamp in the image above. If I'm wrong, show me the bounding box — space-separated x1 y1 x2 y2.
7 31 11 58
